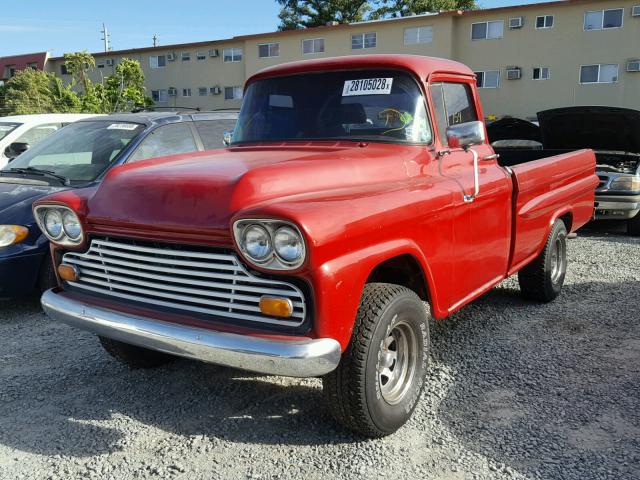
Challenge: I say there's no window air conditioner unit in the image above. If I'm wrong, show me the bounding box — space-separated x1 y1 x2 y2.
627 59 640 72
168 87 177 96
632 5 640 17
210 86 222 95
105 59 114 66
506 67 522 80
509 17 524 29
167 53 176 61
209 49 219 57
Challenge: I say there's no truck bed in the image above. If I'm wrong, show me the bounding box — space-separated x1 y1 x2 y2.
506 148 598 274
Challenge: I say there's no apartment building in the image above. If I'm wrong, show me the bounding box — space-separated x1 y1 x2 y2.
45 0 640 118
0 52 49 85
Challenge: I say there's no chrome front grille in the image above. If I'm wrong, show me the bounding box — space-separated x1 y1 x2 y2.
62 238 306 327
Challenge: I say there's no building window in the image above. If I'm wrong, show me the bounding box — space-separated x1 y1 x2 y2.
223 48 243 62
584 8 624 30
198 87 208 96
404 26 433 45
471 21 504 40
474 70 500 88
579 64 619 83
182 88 192 97
258 43 280 58
352 32 377 49
60 64 69 75
151 89 168 102
533 67 550 80
302 38 325 54
536 15 554 29
224 86 242 100
181 52 191 61
149 55 166 69
27 62 38 70
96 61 105 69
196 51 206 60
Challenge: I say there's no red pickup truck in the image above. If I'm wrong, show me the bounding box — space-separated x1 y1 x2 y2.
36 55 598 437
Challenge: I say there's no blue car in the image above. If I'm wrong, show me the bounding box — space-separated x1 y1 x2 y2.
0 111 238 298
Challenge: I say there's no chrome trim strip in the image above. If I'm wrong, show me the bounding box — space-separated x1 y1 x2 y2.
42 290 340 378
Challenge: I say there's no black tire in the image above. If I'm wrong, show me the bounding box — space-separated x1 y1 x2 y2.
99 336 174 369
628 214 640 236
323 283 430 438
518 219 568 303
37 255 57 293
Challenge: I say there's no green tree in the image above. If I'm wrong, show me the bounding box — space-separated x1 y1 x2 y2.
277 0 476 29
277 0 370 30
2 69 80 115
101 58 153 112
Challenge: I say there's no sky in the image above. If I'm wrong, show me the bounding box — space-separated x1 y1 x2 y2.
1 0 554 57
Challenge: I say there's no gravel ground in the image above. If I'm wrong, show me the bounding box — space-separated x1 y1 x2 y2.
0 222 638 480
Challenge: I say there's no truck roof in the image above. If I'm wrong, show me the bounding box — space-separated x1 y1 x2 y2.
248 54 474 85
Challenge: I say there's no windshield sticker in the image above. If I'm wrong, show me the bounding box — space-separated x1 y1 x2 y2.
343 78 393 96
107 123 139 130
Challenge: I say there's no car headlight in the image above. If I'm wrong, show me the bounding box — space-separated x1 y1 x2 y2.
610 177 640 192
274 226 305 264
0 225 29 248
34 205 84 246
233 219 306 270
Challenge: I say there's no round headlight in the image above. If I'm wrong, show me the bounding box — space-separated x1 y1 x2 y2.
44 210 63 239
242 225 272 261
62 210 82 241
274 226 304 264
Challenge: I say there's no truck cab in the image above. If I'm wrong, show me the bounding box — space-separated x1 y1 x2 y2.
36 55 598 437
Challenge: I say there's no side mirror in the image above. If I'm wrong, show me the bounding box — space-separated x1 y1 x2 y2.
223 131 233 147
446 121 485 150
5 142 30 160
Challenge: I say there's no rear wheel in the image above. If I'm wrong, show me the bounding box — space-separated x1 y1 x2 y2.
323 283 430 438
518 219 567 303
627 214 640 236
99 337 174 369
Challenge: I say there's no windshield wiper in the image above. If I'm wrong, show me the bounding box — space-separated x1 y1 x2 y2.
2 167 70 186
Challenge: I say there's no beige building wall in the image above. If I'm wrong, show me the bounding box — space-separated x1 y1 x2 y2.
47 0 640 119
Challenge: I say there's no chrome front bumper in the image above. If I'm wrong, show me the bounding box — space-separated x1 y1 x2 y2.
41 290 341 378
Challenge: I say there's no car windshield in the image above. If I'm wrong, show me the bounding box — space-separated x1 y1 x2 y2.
4 120 145 183
0 123 20 141
233 69 432 145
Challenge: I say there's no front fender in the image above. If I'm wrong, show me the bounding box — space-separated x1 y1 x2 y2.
308 238 439 350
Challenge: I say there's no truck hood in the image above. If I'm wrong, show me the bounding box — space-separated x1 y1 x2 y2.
537 106 640 153
86 142 418 239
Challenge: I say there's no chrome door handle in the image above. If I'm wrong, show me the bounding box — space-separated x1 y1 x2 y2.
481 153 500 161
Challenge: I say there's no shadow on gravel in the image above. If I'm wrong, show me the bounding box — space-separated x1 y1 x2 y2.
431 280 640 479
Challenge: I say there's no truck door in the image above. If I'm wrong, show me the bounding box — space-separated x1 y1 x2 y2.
429 81 512 309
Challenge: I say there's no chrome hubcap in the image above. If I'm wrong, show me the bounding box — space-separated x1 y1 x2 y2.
378 320 418 405
550 236 565 284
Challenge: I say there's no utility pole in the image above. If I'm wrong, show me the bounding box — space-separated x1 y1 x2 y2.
152 34 159 47
100 23 112 52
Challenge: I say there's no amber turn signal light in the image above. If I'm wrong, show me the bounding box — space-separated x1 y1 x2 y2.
57 264 79 282
259 296 294 318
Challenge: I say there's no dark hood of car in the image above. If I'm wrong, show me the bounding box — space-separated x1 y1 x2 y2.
537 106 640 153
0 179 63 223
486 117 541 143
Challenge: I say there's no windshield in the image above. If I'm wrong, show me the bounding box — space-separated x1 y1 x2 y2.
4 120 145 183
233 69 432 145
0 123 20 141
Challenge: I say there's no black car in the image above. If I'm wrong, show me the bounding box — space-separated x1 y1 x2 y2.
0 110 238 297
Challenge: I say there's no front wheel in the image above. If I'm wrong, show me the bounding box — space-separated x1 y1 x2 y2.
323 283 430 438
518 219 567 303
